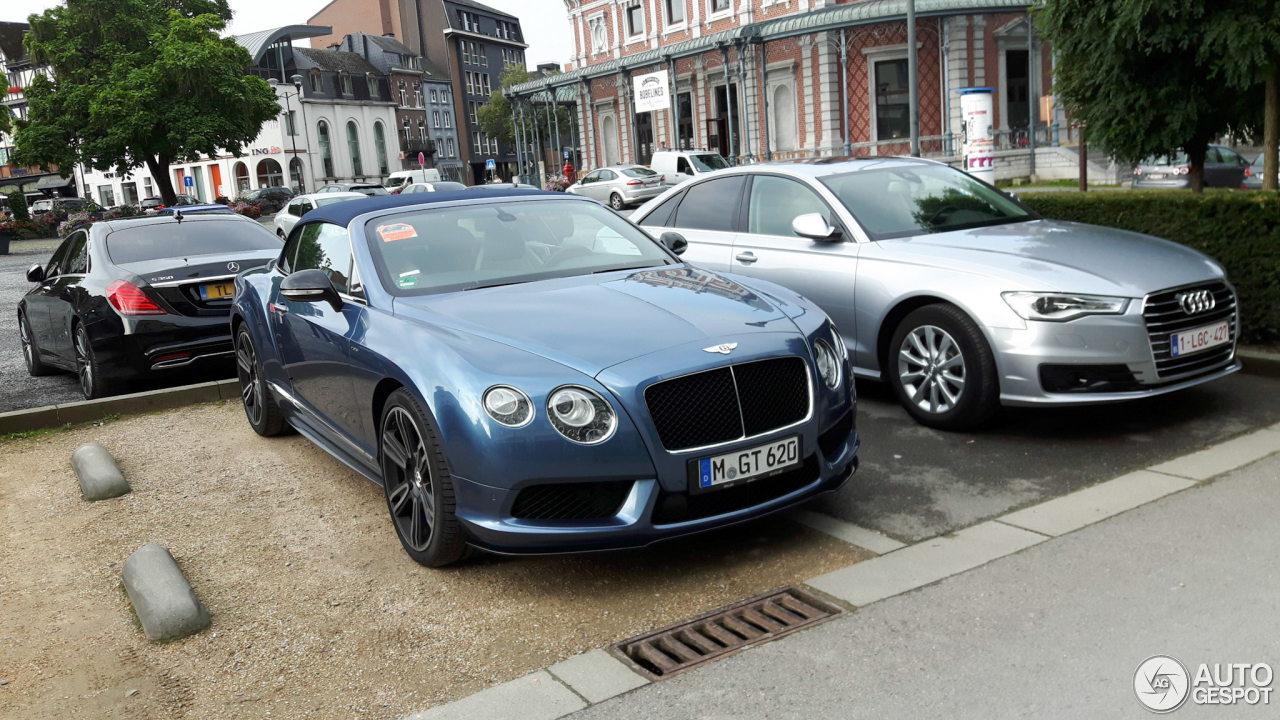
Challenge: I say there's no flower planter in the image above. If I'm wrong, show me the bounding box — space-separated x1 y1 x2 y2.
0 232 12 255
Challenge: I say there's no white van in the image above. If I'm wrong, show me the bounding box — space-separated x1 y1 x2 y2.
386 168 442 191
650 150 732 186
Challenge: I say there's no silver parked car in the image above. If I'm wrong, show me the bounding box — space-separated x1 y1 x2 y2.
1241 153 1264 189
567 165 667 210
632 158 1239 429
1132 145 1250 189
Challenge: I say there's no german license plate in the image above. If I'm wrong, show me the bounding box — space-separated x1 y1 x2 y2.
1170 320 1231 357
199 281 235 301
694 436 800 493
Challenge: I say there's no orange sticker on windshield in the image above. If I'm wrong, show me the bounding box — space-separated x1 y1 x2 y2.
377 223 418 242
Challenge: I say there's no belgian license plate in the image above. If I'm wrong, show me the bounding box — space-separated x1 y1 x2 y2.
1170 320 1231 357
199 281 235 301
694 436 801 493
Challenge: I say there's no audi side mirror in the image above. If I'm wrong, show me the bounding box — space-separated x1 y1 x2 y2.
792 213 842 242
26 264 45 283
659 231 688 256
281 269 342 311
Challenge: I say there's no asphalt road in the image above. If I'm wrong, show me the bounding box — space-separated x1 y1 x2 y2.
573 447 1280 719
0 239 84 413
812 368 1280 542
0 238 234 414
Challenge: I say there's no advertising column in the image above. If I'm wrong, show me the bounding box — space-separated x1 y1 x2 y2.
957 87 995 184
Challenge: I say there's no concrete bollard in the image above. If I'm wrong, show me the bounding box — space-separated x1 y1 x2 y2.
71 443 130 501
122 544 211 642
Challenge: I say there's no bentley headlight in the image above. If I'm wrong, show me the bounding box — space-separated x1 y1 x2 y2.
547 386 616 444
483 385 533 427
1002 292 1129 322
814 338 841 389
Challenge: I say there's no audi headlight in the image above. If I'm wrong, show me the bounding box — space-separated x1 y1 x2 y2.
1001 292 1129 322
814 338 841 389
482 385 533 428
547 386 617 444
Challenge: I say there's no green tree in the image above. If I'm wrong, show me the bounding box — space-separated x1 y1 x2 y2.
478 65 573 180
12 0 280 205
1198 0 1280 190
1037 0 1261 193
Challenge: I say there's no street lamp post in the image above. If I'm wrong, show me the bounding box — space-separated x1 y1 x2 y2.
287 74 315 194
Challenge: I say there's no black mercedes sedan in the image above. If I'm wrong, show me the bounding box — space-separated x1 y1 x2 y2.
19 213 283 399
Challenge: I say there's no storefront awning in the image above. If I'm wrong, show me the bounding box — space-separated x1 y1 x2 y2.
35 174 74 190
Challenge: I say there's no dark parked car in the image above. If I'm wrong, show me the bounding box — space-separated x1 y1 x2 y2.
244 186 295 204
231 189 859 566
317 183 389 197
19 213 283 399
153 204 236 216
1132 145 1250 189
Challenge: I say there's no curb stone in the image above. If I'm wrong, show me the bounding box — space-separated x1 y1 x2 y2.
122 544 211 642
0 378 240 436
71 442 130 500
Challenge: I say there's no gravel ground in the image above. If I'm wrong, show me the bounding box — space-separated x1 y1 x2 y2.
0 401 868 720
0 239 83 412
0 238 237 414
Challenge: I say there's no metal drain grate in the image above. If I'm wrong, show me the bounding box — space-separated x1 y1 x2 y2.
610 586 844 680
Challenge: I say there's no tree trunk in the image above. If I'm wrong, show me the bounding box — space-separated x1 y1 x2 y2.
146 155 178 206
1078 125 1087 192
1266 68 1278 191
1187 142 1206 194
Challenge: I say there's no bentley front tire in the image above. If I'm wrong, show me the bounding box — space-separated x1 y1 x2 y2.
380 389 467 567
888 304 999 431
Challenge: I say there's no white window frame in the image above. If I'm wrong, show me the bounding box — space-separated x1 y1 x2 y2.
864 44 916 146
624 2 645 39
663 0 687 31
707 0 733 20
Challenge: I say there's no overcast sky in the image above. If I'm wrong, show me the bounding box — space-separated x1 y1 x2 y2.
2 0 573 67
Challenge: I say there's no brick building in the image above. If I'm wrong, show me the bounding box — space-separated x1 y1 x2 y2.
508 0 1067 179
309 0 529 184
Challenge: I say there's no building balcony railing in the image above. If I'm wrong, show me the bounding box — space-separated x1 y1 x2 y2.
401 139 436 156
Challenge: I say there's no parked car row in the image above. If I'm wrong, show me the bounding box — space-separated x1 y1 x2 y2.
16 168 1240 568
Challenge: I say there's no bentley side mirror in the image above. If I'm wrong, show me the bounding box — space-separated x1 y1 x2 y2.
791 213 842 242
659 232 688 256
281 269 342 311
26 264 45 283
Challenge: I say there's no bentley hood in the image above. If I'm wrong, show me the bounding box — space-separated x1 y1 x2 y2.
392 267 801 377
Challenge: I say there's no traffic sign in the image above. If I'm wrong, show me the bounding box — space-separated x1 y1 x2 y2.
418 152 425 166
183 176 193 188
485 159 496 171
563 150 570 159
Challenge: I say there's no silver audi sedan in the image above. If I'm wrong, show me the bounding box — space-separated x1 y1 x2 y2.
631 158 1239 430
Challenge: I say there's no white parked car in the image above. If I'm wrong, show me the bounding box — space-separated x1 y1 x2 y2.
650 149 732 187
400 181 468 194
272 192 366 238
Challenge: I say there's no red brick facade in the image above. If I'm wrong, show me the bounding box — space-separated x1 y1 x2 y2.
557 1 1049 170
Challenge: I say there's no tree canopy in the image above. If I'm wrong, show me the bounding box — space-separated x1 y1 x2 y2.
1037 0 1263 191
477 64 572 180
12 0 280 204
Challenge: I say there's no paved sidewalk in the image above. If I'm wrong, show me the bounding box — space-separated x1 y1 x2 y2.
571 453 1280 719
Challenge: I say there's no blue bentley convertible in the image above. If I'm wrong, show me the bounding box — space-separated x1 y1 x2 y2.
231 189 859 566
